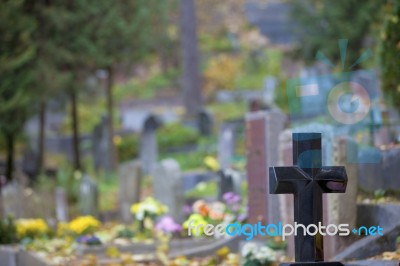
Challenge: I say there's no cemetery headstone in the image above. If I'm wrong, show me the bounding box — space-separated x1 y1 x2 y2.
218 168 242 201
2 182 24 218
55 187 69 222
140 114 161 175
79 174 99 217
324 137 358 259
218 124 235 169
118 160 142 223
245 109 286 225
218 120 244 169
197 110 213 136
92 116 113 172
263 76 277 106
269 132 347 265
153 159 183 221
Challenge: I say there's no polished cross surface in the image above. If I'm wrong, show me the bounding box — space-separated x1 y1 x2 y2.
269 133 347 265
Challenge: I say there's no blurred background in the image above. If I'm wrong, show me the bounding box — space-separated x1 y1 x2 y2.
0 0 399 217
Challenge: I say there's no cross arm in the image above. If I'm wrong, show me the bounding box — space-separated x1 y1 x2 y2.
315 166 347 193
269 166 311 194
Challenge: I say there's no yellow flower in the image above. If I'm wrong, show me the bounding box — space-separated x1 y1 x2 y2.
56 222 70 237
216 246 230 258
68 216 101 235
204 156 220 171
130 197 168 221
113 135 122 146
16 219 49 239
183 214 207 236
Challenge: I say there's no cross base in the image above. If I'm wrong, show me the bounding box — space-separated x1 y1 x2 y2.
279 262 344 266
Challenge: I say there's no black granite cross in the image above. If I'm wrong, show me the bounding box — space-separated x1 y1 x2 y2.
269 133 347 266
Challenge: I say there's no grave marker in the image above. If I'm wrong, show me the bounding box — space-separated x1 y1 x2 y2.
79 174 99 217
269 132 347 265
92 116 113 172
118 161 142 223
218 124 236 169
140 114 161 175
153 159 183 221
218 168 242 201
197 110 213 136
245 109 286 225
55 187 69 222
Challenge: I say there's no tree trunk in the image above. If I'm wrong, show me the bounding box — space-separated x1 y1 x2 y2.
70 89 81 171
37 100 47 174
5 132 15 182
180 0 202 117
106 66 118 170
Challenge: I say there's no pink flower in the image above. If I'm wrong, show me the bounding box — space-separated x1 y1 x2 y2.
155 216 182 233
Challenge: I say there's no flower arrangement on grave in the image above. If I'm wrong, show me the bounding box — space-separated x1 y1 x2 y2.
130 197 168 237
204 156 220 171
182 193 246 238
130 197 168 221
241 242 276 266
68 216 101 236
15 218 49 240
155 215 182 234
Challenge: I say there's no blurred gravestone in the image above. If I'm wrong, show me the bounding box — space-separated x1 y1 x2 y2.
55 187 69 222
218 124 236 169
2 182 24 218
140 114 161 175
324 137 358 259
153 159 183 221
21 149 39 179
118 160 142 223
92 116 113 172
218 168 242 201
197 110 213 136
245 109 286 225
263 76 277 105
79 174 99 217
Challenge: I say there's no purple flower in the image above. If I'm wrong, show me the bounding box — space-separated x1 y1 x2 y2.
223 192 241 205
76 235 101 245
155 216 182 233
237 214 247 223
182 205 192 215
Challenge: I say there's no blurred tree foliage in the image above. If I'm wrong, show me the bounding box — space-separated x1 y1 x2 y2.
1 0 177 178
290 0 385 66
380 0 400 109
0 0 37 180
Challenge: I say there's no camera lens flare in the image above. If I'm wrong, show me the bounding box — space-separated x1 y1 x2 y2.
327 81 371 124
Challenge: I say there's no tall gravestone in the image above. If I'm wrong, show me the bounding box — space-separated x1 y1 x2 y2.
324 137 358 259
118 160 142 223
218 123 236 169
55 187 69 222
245 109 286 225
92 116 113 172
197 110 213 136
79 174 99 217
218 168 242 201
153 159 183 222
140 114 161 175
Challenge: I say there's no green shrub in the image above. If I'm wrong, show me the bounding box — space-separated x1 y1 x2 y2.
116 134 140 163
0 216 17 244
157 123 199 152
